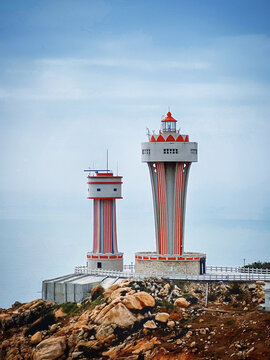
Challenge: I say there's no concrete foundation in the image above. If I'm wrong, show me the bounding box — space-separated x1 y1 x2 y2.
265 288 270 311
87 252 123 271
42 273 121 304
135 252 206 275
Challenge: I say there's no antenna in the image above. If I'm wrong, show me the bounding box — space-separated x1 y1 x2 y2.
146 127 151 140
168 105 170 112
116 161 118 176
106 149 109 172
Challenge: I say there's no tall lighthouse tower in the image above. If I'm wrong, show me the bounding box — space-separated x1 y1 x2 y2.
85 169 123 271
135 112 206 275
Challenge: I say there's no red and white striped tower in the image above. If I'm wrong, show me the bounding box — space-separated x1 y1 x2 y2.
135 112 206 275
86 170 123 271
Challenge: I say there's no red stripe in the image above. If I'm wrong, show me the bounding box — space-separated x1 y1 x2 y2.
150 257 157 260
100 255 108 259
138 256 142 259
194 257 200 260
156 163 168 254
87 181 122 184
178 257 185 260
118 255 122 259
87 197 123 199
174 163 184 254
110 255 117 259
168 257 176 260
143 256 149 260
88 176 122 179
92 255 98 259
186 257 193 260
159 256 166 260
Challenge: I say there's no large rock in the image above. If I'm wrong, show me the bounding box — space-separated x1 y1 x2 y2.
33 336 66 360
143 320 157 329
97 303 137 328
123 291 155 310
110 287 132 301
155 312 170 323
174 297 190 308
30 331 42 345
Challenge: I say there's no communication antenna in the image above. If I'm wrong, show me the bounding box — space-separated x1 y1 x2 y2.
106 149 109 172
146 127 151 140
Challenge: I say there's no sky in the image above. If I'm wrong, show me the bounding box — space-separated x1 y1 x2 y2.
0 0 270 308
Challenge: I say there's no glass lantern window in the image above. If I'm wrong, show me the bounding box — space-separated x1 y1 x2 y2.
163 122 176 131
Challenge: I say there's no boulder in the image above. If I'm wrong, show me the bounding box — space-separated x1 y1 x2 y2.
174 297 190 308
33 336 66 360
123 291 155 310
143 320 157 329
167 320 175 328
255 281 265 286
97 303 137 328
155 312 170 323
30 331 42 345
134 291 155 308
54 308 67 319
110 287 132 301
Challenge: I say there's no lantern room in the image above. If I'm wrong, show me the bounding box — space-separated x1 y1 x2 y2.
161 111 177 132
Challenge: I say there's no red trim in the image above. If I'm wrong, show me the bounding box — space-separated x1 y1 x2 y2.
157 135 165 142
184 135 189 142
118 255 122 259
176 135 184 142
150 135 156 142
100 255 108 259
150 257 157 260
194 257 200 260
87 255 91 258
138 256 142 259
88 176 122 179
178 257 185 260
168 257 176 260
186 257 193 260
87 182 122 184
87 197 122 199
92 255 98 259
166 135 175 142
159 256 166 260
110 256 117 259
143 256 149 260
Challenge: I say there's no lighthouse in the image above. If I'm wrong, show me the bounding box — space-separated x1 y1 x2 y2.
85 170 123 271
135 112 206 275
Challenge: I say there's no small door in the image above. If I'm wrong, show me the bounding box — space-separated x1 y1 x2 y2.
97 262 102 269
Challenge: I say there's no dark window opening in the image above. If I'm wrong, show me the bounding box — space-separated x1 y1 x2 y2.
113 188 117 191
97 188 101 191
97 262 102 269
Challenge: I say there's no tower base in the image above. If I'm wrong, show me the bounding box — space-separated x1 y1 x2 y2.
135 252 206 275
87 252 123 271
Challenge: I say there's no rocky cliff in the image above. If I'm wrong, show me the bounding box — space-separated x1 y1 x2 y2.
0 279 269 360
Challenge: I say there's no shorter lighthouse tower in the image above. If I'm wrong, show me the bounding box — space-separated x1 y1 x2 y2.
85 169 123 271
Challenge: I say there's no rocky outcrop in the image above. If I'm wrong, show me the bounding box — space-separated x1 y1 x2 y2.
33 336 66 360
0 280 269 360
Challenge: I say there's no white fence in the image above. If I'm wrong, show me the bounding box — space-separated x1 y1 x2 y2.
207 265 270 274
74 266 270 281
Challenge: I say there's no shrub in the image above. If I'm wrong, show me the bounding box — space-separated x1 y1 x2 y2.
91 285 105 301
61 302 80 314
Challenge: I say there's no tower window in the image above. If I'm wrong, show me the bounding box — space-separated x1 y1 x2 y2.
191 149 197 154
97 262 102 269
97 188 101 191
163 148 178 154
142 149 150 155
113 188 117 191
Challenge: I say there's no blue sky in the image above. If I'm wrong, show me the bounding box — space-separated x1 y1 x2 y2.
0 0 270 308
